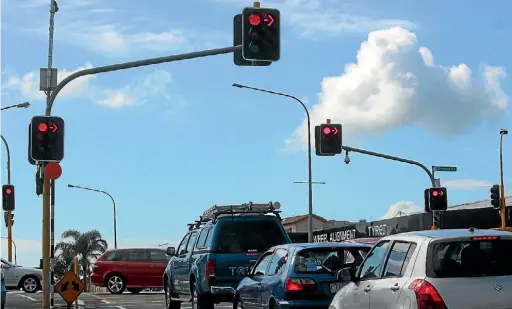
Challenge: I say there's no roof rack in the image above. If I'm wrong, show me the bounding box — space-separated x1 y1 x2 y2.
200 201 281 222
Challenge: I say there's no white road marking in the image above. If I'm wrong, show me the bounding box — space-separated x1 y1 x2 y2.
116 306 127 309
16 293 37 301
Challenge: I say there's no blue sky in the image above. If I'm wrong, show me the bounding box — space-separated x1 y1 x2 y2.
1 0 511 266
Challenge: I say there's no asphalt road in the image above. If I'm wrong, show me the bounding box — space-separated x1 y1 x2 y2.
5 291 234 309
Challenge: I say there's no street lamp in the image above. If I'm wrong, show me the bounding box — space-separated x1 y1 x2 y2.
0 102 30 111
500 128 508 228
232 83 315 242
67 184 118 249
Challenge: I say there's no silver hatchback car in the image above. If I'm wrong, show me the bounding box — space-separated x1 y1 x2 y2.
330 228 512 309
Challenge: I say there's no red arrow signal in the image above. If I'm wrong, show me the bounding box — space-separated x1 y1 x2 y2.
332 127 339 134
49 123 59 132
264 14 275 27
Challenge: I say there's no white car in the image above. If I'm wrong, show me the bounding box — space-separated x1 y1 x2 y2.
1 258 43 293
330 228 512 309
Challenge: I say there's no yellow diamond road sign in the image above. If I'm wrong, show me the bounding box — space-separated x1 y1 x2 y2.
55 270 85 304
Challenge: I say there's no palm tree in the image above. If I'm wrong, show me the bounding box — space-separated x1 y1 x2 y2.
53 248 75 279
55 229 108 290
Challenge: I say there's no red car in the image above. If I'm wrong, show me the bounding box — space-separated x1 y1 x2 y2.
91 248 169 294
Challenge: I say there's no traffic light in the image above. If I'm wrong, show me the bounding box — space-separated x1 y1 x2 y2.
490 184 500 210
2 185 15 211
424 188 430 212
30 116 65 162
429 187 448 211
233 14 271 66
3 212 13 227
318 124 342 155
242 7 280 62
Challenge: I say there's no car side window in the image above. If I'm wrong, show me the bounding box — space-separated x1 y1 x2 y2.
177 233 191 256
196 228 211 249
150 250 169 262
105 250 127 261
383 242 417 278
184 232 198 255
253 253 273 276
358 241 390 280
127 250 151 262
267 249 288 276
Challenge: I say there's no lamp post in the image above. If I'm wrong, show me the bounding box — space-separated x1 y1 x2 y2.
0 102 30 111
0 237 17 264
67 184 118 248
500 128 508 229
233 83 315 242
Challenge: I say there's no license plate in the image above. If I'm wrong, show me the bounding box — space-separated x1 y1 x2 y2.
329 282 345 294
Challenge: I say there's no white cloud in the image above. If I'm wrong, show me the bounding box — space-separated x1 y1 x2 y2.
94 69 178 109
213 0 416 36
380 200 422 220
442 179 493 190
2 63 95 100
286 27 509 150
0 238 179 267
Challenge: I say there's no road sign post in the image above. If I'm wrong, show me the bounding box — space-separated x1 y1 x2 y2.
55 270 85 306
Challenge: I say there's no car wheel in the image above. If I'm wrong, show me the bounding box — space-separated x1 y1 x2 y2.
165 283 181 309
191 285 213 309
106 275 126 294
20 276 40 293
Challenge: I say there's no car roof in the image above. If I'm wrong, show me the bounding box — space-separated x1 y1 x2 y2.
383 228 512 241
273 242 371 251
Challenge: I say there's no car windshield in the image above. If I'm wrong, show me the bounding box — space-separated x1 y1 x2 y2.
294 247 369 274
427 238 512 278
216 219 287 253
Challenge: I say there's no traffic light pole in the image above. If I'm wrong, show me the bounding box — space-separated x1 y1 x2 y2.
45 45 241 115
1 134 13 263
431 168 441 229
499 130 507 229
341 145 439 227
37 45 240 308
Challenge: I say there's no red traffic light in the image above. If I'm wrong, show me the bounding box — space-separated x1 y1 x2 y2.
38 122 48 132
322 125 340 136
431 189 444 197
249 14 261 26
5 188 12 195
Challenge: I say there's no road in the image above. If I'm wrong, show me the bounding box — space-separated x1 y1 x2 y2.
5 290 234 309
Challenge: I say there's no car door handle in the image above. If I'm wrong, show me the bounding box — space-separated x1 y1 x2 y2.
390 284 400 291
364 285 371 293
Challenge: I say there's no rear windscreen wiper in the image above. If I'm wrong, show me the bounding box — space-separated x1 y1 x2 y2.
307 252 335 276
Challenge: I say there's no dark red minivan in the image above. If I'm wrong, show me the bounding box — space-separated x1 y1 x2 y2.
91 248 169 294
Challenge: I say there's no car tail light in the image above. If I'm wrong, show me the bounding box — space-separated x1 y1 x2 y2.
206 259 216 280
472 236 499 241
284 278 317 292
409 279 447 309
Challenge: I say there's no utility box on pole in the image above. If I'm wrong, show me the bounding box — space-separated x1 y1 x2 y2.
39 68 58 91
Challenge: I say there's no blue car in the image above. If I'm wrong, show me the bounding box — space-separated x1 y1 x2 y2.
234 243 372 309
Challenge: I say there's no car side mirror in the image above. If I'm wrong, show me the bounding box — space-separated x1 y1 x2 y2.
337 267 354 282
166 247 176 256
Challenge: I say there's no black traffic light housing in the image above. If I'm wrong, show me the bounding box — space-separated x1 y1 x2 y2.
242 7 280 62
317 124 342 155
490 184 500 210
2 185 15 211
30 116 65 162
3 212 14 227
424 188 430 212
234 14 271 66
429 187 448 211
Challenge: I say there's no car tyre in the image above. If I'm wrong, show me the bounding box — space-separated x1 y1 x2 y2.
20 276 40 293
165 283 181 309
191 285 213 309
106 274 126 294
